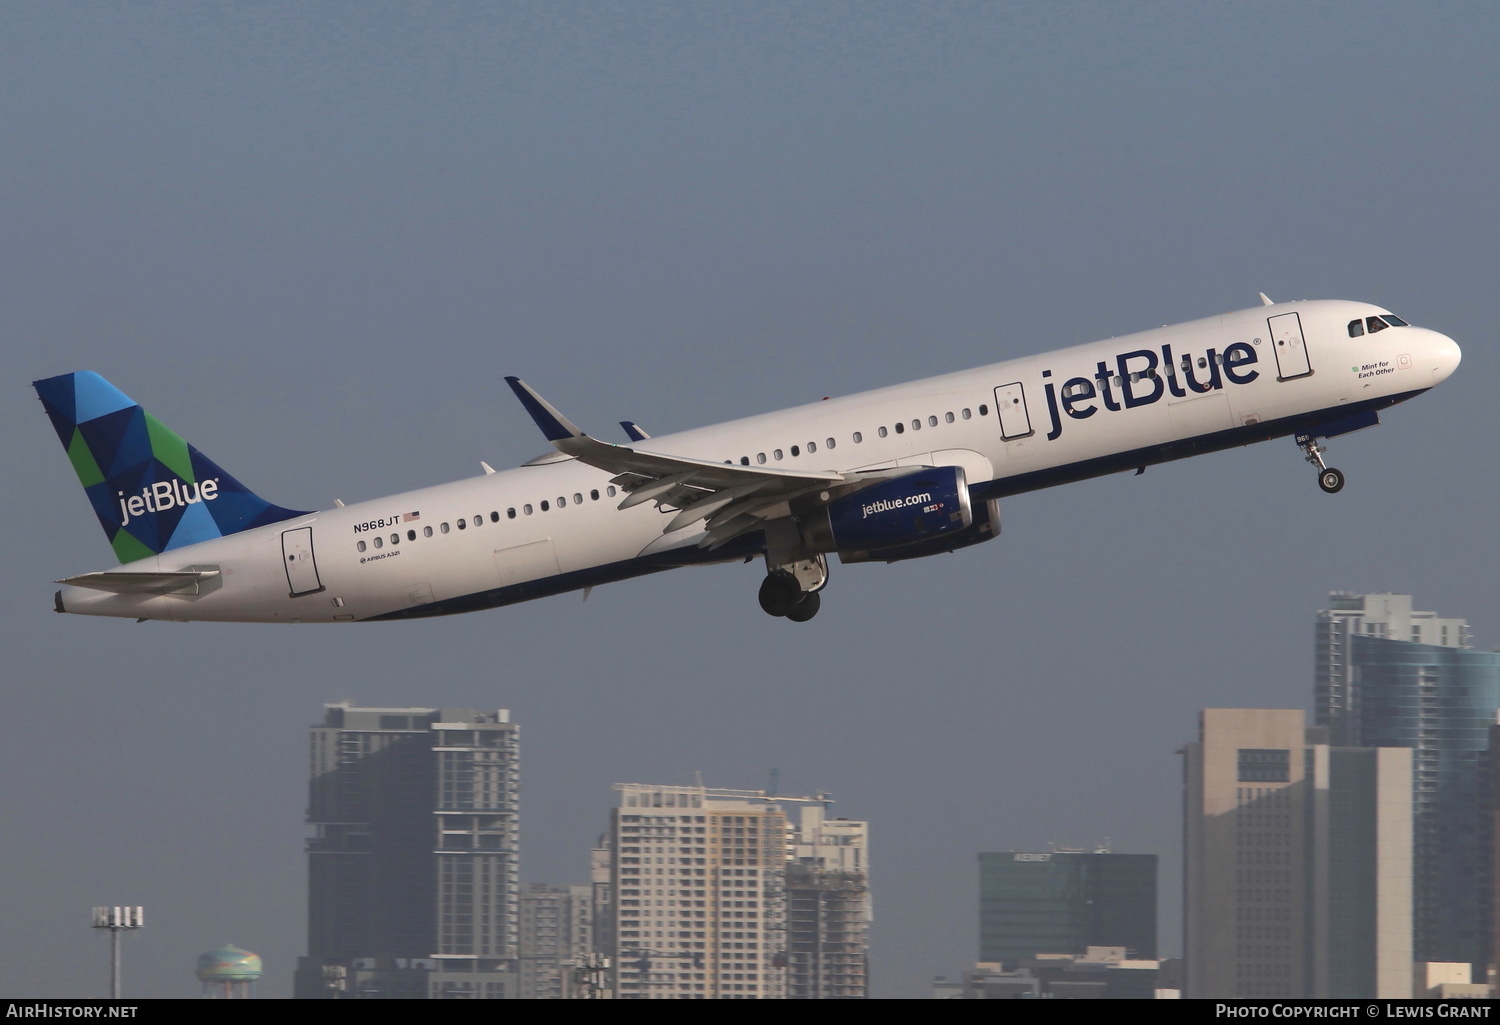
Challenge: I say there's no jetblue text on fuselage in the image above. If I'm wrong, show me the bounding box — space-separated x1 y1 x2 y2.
1041 342 1260 441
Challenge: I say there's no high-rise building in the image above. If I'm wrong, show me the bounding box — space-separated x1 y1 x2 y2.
784 806 870 999
977 848 1156 969
294 705 521 999
1315 593 1500 974
518 884 593 999
597 783 867 999
1182 708 1412 998
604 784 787 999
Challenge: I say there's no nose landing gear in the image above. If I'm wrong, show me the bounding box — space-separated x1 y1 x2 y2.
1298 433 1344 494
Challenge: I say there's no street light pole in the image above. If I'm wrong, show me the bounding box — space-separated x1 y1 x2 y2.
91 906 143 998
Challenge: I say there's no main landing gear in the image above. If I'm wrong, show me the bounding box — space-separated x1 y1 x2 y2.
758 555 828 623
1298 434 1345 494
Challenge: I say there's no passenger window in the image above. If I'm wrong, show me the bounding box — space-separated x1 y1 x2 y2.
390 533 399 545
757 453 766 464
774 449 783 460
524 504 533 515
740 457 750 465
790 445 800 457
441 522 450 534
490 511 499 523
807 441 816 453
962 409 971 419
541 500 550 511
374 536 383 548
1366 317 1388 334
945 412 954 423
573 493 582 504
424 526 433 537
507 508 517 519
910 420 919 431
558 496 566 508
357 540 366 552
407 529 416 541
979 404 989 415
827 437 836 449
590 490 599 501
473 515 482 527
852 432 861 443
1348 320 1364 337
878 427 888 438
1197 357 1207 369
607 486 617 497
457 519 466 530
929 415 938 426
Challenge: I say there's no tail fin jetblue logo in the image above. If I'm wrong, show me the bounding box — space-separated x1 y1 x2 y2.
33 371 310 563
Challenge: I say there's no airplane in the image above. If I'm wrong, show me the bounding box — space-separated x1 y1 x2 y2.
34 295 1460 625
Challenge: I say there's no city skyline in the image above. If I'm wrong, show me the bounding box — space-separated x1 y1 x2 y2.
6 3 1498 998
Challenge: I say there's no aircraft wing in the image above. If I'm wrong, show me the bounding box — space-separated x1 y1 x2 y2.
505 377 910 548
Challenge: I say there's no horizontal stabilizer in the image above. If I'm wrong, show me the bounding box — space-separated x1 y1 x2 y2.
59 569 221 595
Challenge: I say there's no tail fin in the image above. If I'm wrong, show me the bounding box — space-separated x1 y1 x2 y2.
33 371 311 563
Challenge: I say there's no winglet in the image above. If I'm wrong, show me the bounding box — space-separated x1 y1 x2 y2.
620 420 652 442
505 377 586 443
1259 292 1275 307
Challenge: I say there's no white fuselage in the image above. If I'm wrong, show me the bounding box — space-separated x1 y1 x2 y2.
53 300 1460 623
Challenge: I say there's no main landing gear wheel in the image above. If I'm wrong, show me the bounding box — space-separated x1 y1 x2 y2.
758 570 802 617
785 591 821 623
1318 468 1345 494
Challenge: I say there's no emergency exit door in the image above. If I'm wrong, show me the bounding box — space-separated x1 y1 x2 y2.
993 382 1034 440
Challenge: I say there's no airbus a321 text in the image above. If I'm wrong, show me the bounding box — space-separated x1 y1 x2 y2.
35 296 1460 625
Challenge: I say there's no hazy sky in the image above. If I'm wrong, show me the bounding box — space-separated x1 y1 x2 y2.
3 2 1497 998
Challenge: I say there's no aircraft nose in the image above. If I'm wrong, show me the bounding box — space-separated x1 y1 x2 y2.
1428 330 1462 384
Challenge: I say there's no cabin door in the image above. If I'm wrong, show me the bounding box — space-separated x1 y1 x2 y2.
1268 313 1312 380
281 526 325 596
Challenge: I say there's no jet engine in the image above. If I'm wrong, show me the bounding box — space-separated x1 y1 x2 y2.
837 494 1000 564
802 465 980 559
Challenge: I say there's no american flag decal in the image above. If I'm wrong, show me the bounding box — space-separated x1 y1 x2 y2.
403 512 421 522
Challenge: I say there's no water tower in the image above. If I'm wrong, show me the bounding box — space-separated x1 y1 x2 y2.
196 944 262 998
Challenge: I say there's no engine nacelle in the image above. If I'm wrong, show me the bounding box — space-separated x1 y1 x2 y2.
811 465 972 557
838 495 1000 564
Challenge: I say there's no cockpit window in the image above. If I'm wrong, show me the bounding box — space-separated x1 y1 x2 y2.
1382 314 1409 327
1348 319 1364 338
1366 316 1388 334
